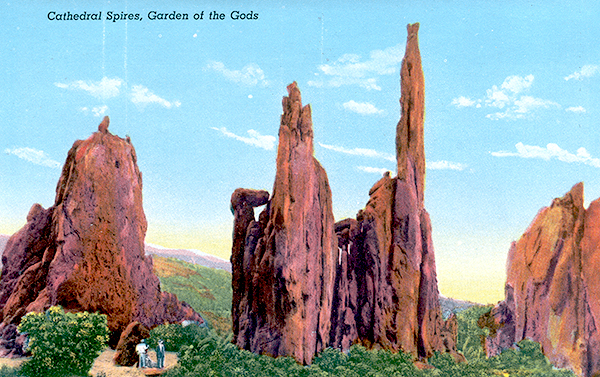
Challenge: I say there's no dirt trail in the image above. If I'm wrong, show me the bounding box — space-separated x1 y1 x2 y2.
0 349 179 377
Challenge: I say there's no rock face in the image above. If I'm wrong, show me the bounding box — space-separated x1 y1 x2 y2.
330 23 458 360
231 23 459 364
483 182 600 377
0 117 202 357
231 82 338 365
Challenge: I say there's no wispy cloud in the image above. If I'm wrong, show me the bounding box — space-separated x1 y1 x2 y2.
308 44 404 91
427 160 467 171
451 96 478 108
211 127 276 150
81 105 109 117
318 142 395 162
566 106 586 113
5 147 61 169
55 77 123 99
131 85 181 109
342 100 384 115
564 65 600 81
453 74 559 120
491 142 600 167
357 166 391 175
206 61 269 87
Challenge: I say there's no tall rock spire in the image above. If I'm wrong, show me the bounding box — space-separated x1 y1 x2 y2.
396 23 426 204
231 83 337 365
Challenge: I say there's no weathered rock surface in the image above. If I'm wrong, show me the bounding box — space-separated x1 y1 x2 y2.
0 117 203 357
231 23 460 365
329 23 459 361
484 182 600 377
231 82 337 364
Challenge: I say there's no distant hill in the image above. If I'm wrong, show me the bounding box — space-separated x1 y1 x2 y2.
0 235 231 272
439 294 479 319
145 243 231 272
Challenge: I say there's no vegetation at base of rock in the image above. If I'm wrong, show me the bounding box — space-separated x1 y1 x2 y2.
17 306 109 377
0 366 20 377
155 306 575 377
148 323 210 352
153 256 232 336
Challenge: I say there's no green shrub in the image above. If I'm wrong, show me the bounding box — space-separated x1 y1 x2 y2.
148 322 209 352
17 306 109 377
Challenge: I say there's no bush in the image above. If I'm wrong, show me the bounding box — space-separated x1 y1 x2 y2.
18 306 109 377
148 323 209 352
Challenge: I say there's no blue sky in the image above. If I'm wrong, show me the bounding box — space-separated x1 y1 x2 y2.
2 0 600 303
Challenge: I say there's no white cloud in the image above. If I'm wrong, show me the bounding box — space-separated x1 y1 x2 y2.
131 85 181 109
318 142 395 162
451 96 477 108
309 43 405 91
5 147 61 169
206 61 269 86
455 74 559 120
357 166 391 175
55 77 123 99
491 142 600 168
501 74 534 93
564 65 600 81
92 105 108 117
211 127 276 150
427 160 467 171
342 100 383 115
566 106 586 113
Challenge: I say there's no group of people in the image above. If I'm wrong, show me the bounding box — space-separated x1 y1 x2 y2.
135 339 166 369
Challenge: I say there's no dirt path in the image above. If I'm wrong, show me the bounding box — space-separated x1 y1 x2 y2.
0 349 179 377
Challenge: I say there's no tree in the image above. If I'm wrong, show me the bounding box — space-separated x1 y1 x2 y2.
18 306 109 377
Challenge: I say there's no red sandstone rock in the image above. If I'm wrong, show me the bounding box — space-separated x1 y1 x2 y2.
330 23 457 360
484 182 600 377
231 82 337 364
232 23 459 365
0 117 203 356
114 321 150 366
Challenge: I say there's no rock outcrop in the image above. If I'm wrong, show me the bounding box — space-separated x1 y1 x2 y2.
0 117 203 357
329 23 458 360
231 23 460 365
231 83 337 365
483 182 600 377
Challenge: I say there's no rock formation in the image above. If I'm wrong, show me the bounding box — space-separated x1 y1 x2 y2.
231 82 337 365
231 23 460 365
483 182 600 377
0 117 203 357
329 23 458 360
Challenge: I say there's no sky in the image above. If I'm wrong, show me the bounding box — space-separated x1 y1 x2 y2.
2 0 600 304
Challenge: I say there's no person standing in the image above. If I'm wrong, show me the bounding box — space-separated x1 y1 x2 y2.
135 339 148 368
156 339 166 369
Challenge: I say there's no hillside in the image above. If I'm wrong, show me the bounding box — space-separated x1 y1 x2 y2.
152 256 233 336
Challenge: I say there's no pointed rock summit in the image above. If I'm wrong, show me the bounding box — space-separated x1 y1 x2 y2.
330 22 458 359
483 182 600 377
0 117 202 357
231 82 337 365
231 24 460 365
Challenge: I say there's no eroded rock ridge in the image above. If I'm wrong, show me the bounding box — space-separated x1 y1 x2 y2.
0 117 203 357
483 182 600 377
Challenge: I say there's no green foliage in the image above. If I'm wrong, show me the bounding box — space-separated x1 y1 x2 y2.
148 323 210 352
455 304 493 361
17 306 109 377
0 365 22 377
153 257 233 336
